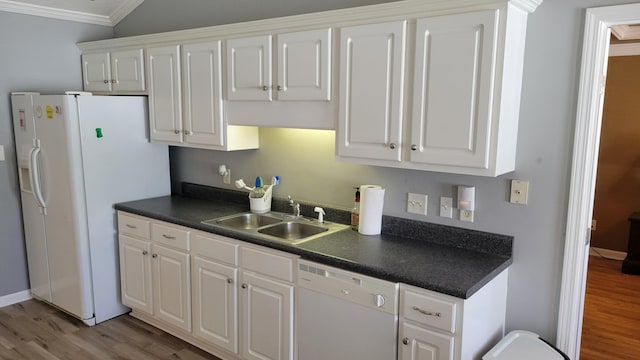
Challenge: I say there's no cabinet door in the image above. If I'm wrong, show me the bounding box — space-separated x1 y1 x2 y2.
111 48 145 92
276 28 331 101
192 255 238 353
240 271 293 360
410 11 497 169
226 35 273 101
119 235 153 315
82 52 111 92
399 321 454 360
182 41 225 147
147 45 183 143
337 21 406 161
153 244 191 332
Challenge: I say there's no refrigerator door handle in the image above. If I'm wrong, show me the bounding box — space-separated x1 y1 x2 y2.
29 147 47 210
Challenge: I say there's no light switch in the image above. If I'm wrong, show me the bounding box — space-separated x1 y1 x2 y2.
510 180 529 204
0 145 4 161
440 197 453 218
407 193 427 216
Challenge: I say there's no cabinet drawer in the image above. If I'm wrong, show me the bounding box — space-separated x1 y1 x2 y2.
192 231 239 266
240 245 296 282
152 222 190 251
118 213 150 239
401 287 458 333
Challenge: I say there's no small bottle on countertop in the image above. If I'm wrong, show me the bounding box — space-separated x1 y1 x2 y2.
351 187 360 230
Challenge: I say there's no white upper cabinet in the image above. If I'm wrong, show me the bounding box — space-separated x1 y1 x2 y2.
147 45 183 143
226 28 331 102
182 41 226 147
226 36 273 101
148 42 259 150
82 48 145 93
409 11 496 169
337 21 407 162
276 28 331 101
78 0 540 173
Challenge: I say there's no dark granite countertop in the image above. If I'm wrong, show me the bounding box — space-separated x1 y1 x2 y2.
115 184 513 299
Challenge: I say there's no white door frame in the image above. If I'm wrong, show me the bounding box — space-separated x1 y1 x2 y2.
557 4 640 359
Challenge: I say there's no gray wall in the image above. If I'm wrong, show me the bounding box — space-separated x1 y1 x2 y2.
0 12 113 297
113 0 637 341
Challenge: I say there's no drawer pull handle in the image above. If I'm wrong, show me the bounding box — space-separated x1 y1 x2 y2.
241 283 248 289
162 234 176 240
412 306 441 317
126 224 137 229
142 250 148 255
152 254 157 258
402 337 410 345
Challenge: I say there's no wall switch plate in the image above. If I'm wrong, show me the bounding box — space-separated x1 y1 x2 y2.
440 197 453 218
407 193 427 215
0 145 4 161
510 180 529 204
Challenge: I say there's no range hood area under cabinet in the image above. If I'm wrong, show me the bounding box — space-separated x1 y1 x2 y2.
77 0 541 176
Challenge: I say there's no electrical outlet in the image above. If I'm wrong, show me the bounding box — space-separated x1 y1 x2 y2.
223 169 231 184
407 193 428 215
440 197 453 218
592 219 597 231
460 210 474 222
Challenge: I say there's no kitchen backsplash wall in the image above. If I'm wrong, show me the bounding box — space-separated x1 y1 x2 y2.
170 128 519 231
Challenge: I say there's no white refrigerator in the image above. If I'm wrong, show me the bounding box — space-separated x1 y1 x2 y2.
11 92 170 325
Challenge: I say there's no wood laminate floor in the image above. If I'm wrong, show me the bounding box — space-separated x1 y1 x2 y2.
580 255 640 360
0 300 221 360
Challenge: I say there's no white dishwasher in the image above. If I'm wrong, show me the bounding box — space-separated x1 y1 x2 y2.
296 259 399 360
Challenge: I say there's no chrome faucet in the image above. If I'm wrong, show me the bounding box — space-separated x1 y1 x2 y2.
288 195 301 218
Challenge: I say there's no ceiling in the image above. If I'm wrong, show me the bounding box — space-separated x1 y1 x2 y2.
0 0 144 26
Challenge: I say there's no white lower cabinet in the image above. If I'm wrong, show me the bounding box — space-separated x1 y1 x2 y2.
119 234 153 314
118 211 507 360
118 211 296 360
398 270 508 360
240 271 294 360
153 243 191 332
117 212 192 333
400 321 454 360
192 232 239 354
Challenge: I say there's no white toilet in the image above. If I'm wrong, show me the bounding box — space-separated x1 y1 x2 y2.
483 330 570 360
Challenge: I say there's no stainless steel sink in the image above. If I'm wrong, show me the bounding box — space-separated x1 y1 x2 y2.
204 213 281 230
201 211 349 245
258 221 328 240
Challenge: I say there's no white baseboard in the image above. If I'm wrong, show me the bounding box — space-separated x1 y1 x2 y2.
0 290 32 308
589 247 627 261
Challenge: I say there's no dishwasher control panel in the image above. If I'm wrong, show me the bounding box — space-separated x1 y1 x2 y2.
297 260 399 315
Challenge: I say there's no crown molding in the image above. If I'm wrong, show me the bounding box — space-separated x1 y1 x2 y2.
0 0 143 26
78 0 541 51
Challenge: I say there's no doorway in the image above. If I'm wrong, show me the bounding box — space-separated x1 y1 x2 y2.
557 4 640 360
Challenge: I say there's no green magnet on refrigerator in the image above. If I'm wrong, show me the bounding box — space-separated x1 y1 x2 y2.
96 128 103 138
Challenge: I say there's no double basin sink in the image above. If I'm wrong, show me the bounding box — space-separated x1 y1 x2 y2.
201 211 350 245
